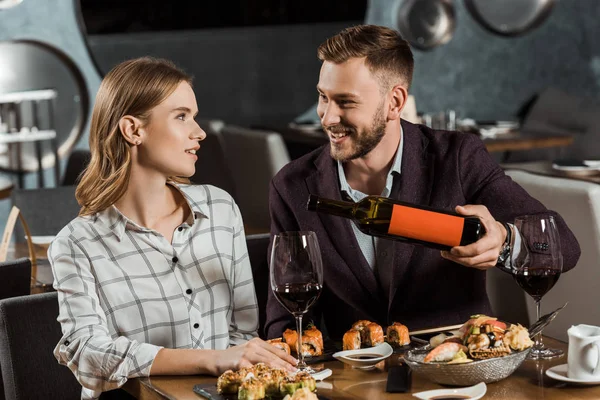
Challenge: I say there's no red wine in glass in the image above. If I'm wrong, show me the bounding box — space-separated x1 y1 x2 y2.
513 270 561 301
270 231 324 370
511 214 563 360
274 282 322 315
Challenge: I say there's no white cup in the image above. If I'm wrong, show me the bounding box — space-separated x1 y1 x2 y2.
567 324 600 380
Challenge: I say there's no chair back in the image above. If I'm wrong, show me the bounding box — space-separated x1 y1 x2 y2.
246 233 270 338
190 119 236 198
0 258 31 301
0 292 80 399
504 169 600 341
0 258 33 400
220 126 290 232
61 149 91 186
11 186 79 241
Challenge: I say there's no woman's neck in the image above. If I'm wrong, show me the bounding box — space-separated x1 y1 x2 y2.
114 172 182 230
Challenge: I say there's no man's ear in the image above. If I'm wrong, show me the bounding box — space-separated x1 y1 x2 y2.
387 85 408 121
118 115 143 145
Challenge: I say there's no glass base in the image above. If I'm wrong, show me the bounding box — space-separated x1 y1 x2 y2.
527 346 564 360
296 365 317 373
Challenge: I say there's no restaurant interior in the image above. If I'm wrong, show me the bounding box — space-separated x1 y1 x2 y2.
0 0 600 398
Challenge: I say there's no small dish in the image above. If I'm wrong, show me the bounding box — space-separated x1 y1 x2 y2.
333 342 393 369
412 382 487 399
546 364 600 385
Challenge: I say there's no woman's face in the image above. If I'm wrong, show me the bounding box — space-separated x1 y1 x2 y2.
138 81 206 178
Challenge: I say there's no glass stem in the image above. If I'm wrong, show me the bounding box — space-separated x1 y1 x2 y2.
295 314 305 369
534 299 544 350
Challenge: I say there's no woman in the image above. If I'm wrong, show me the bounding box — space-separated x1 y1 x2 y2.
49 57 296 399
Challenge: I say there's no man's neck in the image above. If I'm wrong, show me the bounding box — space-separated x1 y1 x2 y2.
344 122 401 195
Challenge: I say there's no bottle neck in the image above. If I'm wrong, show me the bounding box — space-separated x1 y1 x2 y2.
313 197 356 219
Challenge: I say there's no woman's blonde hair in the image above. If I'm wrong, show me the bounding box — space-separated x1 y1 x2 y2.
76 57 192 216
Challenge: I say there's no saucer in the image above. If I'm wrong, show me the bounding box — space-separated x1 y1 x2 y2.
333 342 393 369
412 382 487 400
546 364 600 385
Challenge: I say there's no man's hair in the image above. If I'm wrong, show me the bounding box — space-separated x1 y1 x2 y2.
317 24 414 90
76 57 192 216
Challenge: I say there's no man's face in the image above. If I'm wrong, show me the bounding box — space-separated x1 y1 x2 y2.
316 58 388 162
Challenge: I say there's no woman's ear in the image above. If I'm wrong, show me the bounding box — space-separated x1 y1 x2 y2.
387 85 408 121
118 115 143 146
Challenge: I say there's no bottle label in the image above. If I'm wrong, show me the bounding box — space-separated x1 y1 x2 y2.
388 205 464 247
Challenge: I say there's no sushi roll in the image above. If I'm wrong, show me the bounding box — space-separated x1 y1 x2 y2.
280 375 302 396
386 322 410 347
216 370 242 395
343 329 361 350
294 371 317 392
238 376 266 400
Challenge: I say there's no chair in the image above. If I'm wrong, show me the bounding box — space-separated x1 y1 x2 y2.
11 186 79 242
0 292 81 399
61 149 91 186
503 168 600 341
0 258 32 400
189 119 237 198
246 233 270 339
0 258 31 301
220 126 290 232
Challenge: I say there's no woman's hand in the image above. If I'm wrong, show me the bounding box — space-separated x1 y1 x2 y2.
440 204 507 270
212 338 298 375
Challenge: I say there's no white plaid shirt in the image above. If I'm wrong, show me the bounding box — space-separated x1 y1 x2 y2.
49 184 259 399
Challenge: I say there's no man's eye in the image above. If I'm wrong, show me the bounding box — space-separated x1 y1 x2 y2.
318 93 327 101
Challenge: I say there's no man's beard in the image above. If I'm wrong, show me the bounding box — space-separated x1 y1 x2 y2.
330 103 387 162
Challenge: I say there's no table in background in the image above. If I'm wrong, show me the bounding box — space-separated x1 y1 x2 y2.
262 125 574 162
124 337 599 400
502 160 600 184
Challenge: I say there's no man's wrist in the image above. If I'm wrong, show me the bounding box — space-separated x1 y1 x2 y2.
497 221 512 265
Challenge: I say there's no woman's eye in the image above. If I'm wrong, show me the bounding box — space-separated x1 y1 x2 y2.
177 113 186 121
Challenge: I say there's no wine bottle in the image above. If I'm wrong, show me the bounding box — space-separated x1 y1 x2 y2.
306 194 485 250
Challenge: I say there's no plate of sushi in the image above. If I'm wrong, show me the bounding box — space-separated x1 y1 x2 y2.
403 315 534 386
194 363 324 400
267 324 339 364
332 320 412 369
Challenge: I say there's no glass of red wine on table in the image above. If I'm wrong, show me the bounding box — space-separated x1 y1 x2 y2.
511 214 563 360
270 231 324 371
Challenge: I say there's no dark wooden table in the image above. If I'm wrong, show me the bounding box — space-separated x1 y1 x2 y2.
263 125 574 161
124 337 599 400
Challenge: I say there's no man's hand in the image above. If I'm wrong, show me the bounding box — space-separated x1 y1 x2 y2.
212 337 298 375
440 204 507 270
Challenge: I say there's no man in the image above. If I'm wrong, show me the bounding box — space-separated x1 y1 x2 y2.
265 25 580 340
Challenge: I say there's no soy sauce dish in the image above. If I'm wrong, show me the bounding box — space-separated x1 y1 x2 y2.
332 342 393 368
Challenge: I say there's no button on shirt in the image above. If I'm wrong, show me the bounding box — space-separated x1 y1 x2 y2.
337 128 404 269
49 184 258 400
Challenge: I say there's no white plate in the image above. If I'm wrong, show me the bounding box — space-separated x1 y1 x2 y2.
546 363 600 385
332 342 393 369
412 382 487 399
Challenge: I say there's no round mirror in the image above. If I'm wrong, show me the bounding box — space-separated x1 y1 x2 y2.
396 0 456 51
464 0 555 37
0 41 88 173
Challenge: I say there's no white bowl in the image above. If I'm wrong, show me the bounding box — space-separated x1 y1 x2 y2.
333 342 393 369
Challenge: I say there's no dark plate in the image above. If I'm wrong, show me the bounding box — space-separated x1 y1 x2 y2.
193 383 330 399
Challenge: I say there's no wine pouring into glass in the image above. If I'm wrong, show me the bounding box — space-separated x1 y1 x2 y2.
270 231 324 371
511 214 564 360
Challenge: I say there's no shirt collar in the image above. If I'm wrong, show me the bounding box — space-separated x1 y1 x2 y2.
95 182 209 241
337 125 403 201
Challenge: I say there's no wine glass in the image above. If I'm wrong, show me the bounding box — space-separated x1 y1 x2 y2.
512 214 563 360
270 231 323 370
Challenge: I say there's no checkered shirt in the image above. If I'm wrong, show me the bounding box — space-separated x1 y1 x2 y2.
49 184 258 399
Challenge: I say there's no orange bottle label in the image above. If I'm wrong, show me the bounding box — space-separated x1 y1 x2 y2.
388 204 464 247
